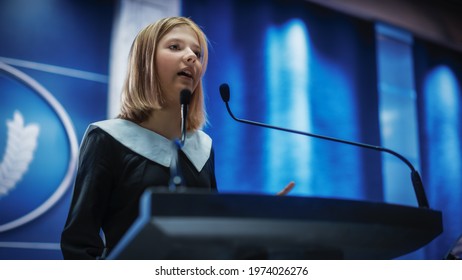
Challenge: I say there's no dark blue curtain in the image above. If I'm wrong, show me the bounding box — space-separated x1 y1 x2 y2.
182 0 382 201
414 39 462 259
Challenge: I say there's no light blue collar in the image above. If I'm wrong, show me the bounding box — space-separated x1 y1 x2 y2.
84 119 212 172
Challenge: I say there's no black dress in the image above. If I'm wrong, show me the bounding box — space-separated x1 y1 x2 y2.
60 120 217 259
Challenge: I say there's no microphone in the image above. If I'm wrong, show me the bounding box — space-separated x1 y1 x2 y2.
180 89 191 146
168 89 191 192
219 83 430 208
168 139 183 191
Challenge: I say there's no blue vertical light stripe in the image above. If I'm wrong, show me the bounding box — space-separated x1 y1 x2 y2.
375 23 420 207
421 64 462 259
264 19 312 195
424 65 462 230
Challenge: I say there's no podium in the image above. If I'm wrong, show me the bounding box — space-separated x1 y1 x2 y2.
106 188 442 260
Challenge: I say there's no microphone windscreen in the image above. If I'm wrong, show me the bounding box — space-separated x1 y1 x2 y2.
219 83 230 102
180 89 191 105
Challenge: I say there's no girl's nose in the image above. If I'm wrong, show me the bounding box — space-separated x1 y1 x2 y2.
185 49 197 64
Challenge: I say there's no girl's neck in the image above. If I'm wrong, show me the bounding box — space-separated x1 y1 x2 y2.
140 108 181 140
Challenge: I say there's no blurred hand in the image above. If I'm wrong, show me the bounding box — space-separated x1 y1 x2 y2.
276 181 295 196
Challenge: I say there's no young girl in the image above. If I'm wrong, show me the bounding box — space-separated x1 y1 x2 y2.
60 17 216 259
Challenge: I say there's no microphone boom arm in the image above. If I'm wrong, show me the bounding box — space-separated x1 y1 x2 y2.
222 92 429 208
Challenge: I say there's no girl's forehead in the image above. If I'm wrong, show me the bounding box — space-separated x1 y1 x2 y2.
162 25 200 44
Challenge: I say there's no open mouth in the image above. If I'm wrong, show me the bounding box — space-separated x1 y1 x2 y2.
178 70 193 79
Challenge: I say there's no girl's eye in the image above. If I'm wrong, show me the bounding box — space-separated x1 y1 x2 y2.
168 44 202 59
168 44 180 50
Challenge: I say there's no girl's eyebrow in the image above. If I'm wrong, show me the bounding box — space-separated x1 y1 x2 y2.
165 37 201 50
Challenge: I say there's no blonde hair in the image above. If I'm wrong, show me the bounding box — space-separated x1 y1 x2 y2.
118 17 209 130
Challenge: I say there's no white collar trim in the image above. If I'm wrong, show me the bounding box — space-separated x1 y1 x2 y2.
85 119 212 172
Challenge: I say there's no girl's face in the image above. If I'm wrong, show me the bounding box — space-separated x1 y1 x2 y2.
156 25 203 107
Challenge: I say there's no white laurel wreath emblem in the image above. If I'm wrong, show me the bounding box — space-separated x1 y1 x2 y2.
0 111 40 197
